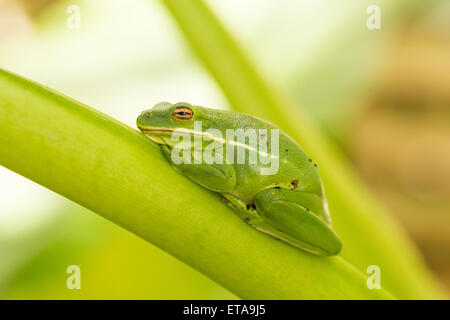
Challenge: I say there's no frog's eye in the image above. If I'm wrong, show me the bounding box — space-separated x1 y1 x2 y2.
173 107 193 119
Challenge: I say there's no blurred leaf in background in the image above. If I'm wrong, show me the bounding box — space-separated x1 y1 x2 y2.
349 1 450 289
207 0 446 138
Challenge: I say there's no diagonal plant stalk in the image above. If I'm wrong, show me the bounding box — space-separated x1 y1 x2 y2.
160 0 446 299
0 69 394 299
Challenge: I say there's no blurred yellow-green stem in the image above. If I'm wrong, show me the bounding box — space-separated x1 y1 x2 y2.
160 0 446 299
0 69 394 299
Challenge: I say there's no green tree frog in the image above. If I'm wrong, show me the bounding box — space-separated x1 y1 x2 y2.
137 102 342 255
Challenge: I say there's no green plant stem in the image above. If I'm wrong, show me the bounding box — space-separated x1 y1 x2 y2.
0 69 395 299
160 0 446 299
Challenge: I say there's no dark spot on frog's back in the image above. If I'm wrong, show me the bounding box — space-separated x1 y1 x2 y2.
291 179 299 190
246 204 251 210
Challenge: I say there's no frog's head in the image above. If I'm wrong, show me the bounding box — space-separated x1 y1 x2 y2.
137 102 204 146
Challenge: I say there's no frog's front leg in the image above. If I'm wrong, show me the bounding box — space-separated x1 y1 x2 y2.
161 145 236 192
253 188 342 256
221 193 260 223
220 193 290 240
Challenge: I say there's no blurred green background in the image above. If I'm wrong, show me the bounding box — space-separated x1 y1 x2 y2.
0 0 449 299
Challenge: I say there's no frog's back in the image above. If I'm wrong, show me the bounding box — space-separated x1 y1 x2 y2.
203 108 323 203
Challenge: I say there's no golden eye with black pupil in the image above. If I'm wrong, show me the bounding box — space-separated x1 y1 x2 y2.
173 107 193 119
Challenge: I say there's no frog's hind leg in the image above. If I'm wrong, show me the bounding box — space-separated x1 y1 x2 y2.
253 188 342 256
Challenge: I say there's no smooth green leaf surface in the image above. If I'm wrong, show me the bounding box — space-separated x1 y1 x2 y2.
0 69 394 299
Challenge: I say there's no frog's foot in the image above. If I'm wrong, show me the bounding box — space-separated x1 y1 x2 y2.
220 193 319 252
253 188 342 256
220 193 261 224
